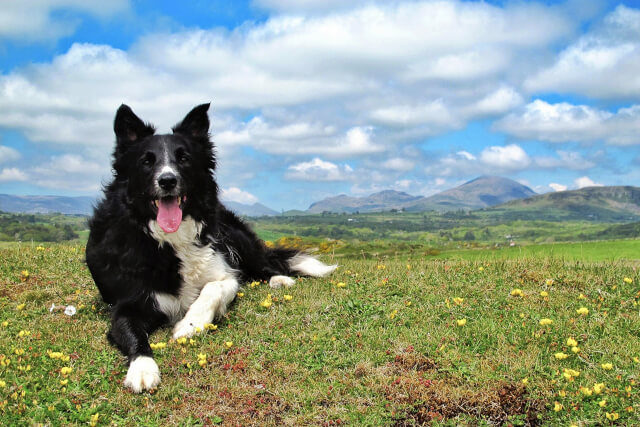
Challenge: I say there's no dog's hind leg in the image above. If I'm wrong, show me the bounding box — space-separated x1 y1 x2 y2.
172 277 240 339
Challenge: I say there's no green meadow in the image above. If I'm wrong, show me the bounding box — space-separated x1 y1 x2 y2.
1 241 639 425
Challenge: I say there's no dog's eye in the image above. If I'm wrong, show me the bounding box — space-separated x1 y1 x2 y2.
178 154 189 163
141 153 155 166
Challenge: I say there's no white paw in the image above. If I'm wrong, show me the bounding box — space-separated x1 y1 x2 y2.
172 317 205 339
124 356 160 393
269 275 296 289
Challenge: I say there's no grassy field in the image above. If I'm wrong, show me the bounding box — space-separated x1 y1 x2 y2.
1 243 639 425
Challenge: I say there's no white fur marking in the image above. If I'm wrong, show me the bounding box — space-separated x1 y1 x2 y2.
173 278 239 339
124 356 160 393
149 217 238 336
289 254 337 277
269 275 296 289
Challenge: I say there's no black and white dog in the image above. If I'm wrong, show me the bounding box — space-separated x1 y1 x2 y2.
86 104 336 393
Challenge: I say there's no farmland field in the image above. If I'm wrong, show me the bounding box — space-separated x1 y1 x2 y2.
0 242 639 425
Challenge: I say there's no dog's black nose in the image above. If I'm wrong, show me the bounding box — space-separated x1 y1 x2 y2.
158 173 178 191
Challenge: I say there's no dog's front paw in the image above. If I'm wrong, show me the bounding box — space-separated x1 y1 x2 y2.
124 356 160 393
172 318 204 339
269 275 296 288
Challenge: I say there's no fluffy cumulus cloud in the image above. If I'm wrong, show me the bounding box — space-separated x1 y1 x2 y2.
0 168 27 182
574 176 603 189
495 100 640 145
286 158 353 181
525 5 640 99
220 187 259 204
479 144 531 169
549 183 568 192
0 145 21 164
0 0 129 41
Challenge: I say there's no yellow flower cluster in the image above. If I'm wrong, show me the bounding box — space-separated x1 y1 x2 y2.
150 342 167 350
510 288 524 297
197 353 207 367
260 294 273 308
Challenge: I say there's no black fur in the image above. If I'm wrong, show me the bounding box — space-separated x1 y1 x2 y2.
86 104 301 369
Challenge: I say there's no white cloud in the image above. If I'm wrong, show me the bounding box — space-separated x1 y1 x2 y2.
0 0 129 41
495 100 640 145
286 158 352 181
0 168 28 182
534 150 596 170
0 145 21 164
220 187 259 204
479 144 531 169
370 100 457 128
525 5 640 99
549 183 568 192
381 157 415 172
574 176 603 189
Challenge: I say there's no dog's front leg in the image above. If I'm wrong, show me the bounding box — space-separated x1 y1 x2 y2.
108 302 166 393
173 277 239 339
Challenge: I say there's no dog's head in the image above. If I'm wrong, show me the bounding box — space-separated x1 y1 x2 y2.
112 104 217 233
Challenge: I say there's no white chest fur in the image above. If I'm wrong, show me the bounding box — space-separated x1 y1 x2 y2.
149 217 235 322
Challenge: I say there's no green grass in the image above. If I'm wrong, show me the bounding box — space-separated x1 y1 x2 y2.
433 239 640 262
1 243 639 425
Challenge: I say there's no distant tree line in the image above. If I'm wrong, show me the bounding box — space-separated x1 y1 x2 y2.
0 212 83 242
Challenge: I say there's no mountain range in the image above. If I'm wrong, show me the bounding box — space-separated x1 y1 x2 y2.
2 177 640 222
307 176 536 213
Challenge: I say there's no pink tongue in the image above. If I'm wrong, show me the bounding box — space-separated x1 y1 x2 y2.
157 198 182 233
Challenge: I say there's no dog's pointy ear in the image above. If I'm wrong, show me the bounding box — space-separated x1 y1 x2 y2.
173 103 210 138
113 104 155 143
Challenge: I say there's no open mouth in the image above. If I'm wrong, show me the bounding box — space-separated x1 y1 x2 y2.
152 195 187 233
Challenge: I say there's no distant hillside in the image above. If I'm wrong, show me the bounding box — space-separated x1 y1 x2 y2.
224 201 279 217
486 186 640 222
405 176 536 212
308 190 422 213
0 194 95 215
307 176 535 213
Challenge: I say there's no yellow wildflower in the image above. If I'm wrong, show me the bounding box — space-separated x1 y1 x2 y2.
284 295 293 301
456 319 467 327
599 400 607 408
624 277 633 284
511 288 524 297
237 292 244 298
601 363 613 370
553 402 563 412
545 279 554 286
571 346 580 353
14 348 24 356
478 266 484 271
563 368 580 381
580 387 593 396
225 341 233 348
377 264 386 270
593 383 605 394
90 413 100 427
260 294 273 308
540 291 549 297
336 282 346 288
576 307 589 315
634 357 640 363
0 380 5 388
389 309 398 320
150 342 166 350
36 246 45 251
578 293 587 299
204 323 218 330
60 367 73 376
452 297 464 305
566 337 578 347
176 337 187 345
16 303 25 311
539 318 553 326
521 378 528 385
60 379 68 386
406 264 411 270
17 330 31 337
1 321 7 327
606 412 619 421
555 352 569 360
249 281 260 288
20 271 29 281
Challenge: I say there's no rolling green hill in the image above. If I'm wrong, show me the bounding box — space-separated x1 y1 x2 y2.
484 186 640 222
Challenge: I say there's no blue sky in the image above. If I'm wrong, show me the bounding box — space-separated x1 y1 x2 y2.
1 0 640 210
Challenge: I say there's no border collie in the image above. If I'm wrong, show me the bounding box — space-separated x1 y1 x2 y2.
86 104 336 393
